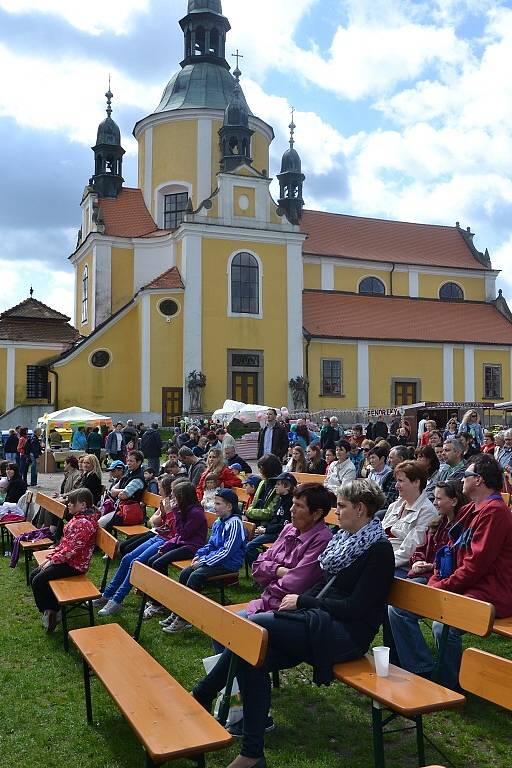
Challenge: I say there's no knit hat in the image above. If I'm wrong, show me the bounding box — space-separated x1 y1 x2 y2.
214 487 239 515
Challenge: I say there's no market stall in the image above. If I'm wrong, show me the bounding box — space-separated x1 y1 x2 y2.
38 407 113 472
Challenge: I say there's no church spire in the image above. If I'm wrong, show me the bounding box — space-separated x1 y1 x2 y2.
277 109 305 225
91 85 125 199
219 61 254 172
180 0 231 69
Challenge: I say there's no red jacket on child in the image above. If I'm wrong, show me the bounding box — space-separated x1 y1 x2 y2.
428 495 512 617
47 510 99 573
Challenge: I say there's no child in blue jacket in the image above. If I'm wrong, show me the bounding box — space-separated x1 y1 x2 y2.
163 488 246 633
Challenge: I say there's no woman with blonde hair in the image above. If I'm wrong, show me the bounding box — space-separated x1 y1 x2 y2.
78 453 103 505
285 444 307 473
196 448 241 501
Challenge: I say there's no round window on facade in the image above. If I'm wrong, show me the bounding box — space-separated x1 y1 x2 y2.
158 298 180 318
90 350 111 368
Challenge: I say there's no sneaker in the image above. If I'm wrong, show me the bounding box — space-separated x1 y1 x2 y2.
143 603 166 620
43 609 59 634
97 599 123 616
159 613 177 626
92 596 108 609
227 716 275 738
162 616 192 634
42 610 50 631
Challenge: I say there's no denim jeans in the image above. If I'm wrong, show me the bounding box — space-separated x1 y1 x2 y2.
245 533 276 567
179 563 231 591
193 610 364 759
147 545 196 575
29 453 38 486
388 603 465 689
103 537 164 603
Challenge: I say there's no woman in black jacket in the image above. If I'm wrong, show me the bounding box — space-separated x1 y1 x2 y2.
77 454 102 505
192 479 395 768
4 462 27 503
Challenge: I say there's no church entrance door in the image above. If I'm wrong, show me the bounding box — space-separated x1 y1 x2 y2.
232 372 258 403
162 387 183 426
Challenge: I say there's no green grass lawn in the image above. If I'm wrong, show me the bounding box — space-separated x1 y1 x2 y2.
1 551 511 768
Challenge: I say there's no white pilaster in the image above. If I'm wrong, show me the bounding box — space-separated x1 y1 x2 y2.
6 347 15 411
140 294 151 413
197 119 212 216
321 262 334 291
182 234 202 409
287 242 304 400
464 345 475 401
485 274 497 302
443 344 454 401
409 270 419 297
144 126 153 212
357 342 369 409
94 242 112 327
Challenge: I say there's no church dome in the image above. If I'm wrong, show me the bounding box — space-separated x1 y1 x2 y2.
280 146 302 174
155 61 252 114
187 0 223 14
96 116 121 146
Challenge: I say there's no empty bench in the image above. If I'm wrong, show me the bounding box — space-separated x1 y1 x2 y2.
32 526 118 651
69 561 268 767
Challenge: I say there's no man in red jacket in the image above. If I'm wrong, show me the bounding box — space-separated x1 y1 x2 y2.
389 453 512 689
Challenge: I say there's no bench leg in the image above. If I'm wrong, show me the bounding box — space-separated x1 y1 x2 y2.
415 715 425 767
145 751 157 767
25 551 31 586
1 526 5 557
217 653 238 726
371 701 385 768
62 607 69 653
83 658 93 723
219 583 226 606
194 754 206 767
88 600 95 627
134 594 147 642
272 670 280 689
100 557 111 593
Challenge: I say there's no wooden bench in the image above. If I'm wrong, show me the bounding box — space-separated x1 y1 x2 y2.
260 507 338 555
170 512 255 604
69 561 268 767
292 472 326 484
333 578 494 768
32 526 118 651
112 490 162 539
5 493 66 584
493 616 512 638
423 647 512 768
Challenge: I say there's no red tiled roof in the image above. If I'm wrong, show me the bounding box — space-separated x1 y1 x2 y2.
143 267 184 290
301 210 486 271
1 297 70 321
0 318 80 344
303 291 512 345
100 188 158 238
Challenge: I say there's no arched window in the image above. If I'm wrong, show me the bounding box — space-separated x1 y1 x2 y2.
81 265 89 323
231 252 259 315
439 282 464 301
359 276 386 295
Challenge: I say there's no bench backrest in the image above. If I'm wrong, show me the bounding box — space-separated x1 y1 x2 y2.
96 527 118 560
388 577 495 636
325 508 338 526
142 490 161 509
130 562 267 666
205 510 255 541
34 492 66 520
234 487 250 504
293 473 326 485
459 648 512 710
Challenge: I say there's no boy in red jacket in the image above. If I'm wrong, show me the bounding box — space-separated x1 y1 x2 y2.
30 488 99 633
389 454 512 689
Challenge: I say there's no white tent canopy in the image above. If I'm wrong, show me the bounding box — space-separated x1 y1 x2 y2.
212 400 276 424
38 407 113 429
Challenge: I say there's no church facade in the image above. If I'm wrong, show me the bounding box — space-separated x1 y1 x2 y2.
2 0 512 423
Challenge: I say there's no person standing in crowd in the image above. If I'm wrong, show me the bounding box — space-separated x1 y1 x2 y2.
122 419 139 446
3 429 18 462
443 417 459 441
257 409 289 461
17 427 29 476
438 438 466 482
86 427 103 461
106 423 125 462
417 411 430 445
27 429 42 487
320 417 341 452
372 414 389 441
71 426 87 451
459 409 484 448
140 422 163 474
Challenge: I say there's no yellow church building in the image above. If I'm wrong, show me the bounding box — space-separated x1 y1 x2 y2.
2 0 512 425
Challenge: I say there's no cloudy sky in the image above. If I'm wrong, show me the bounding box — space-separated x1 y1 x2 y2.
1 0 512 321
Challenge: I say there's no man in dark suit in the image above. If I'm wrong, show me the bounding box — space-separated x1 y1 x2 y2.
257 408 289 461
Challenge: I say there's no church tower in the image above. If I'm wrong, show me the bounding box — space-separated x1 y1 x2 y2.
180 0 231 67
277 112 305 225
219 66 254 172
91 87 125 199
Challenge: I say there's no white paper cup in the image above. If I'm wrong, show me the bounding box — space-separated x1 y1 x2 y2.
373 646 390 677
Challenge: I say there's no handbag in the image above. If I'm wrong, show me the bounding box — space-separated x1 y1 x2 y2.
435 533 463 578
118 500 143 525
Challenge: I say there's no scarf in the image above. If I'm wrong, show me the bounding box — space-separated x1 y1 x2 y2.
318 517 387 574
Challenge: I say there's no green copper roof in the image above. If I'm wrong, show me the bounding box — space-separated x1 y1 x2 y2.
187 0 223 14
155 61 252 114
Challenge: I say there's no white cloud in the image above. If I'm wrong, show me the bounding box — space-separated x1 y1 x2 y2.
0 0 149 35
0 44 160 148
0 259 74 319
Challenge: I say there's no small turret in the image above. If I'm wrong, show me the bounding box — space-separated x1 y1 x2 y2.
219 60 254 172
91 85 125 199
277 110 305 225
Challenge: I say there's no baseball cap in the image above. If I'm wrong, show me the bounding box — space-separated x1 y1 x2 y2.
108 460 126 471
214 487 239 514
243 474 261 488
230 463 242 471
271 471 298 486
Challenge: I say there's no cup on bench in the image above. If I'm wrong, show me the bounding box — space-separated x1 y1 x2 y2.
373 646 390 677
